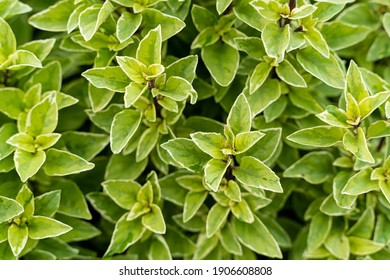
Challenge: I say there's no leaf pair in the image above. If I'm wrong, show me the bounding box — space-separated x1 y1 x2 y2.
162 94 283 193
0 18 44 71
103 172 165 257
288 61 390 163
0 185 71 257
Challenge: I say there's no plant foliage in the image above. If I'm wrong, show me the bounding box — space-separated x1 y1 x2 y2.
0 0 390 260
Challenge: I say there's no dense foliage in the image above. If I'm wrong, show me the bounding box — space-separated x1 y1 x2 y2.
0 0 390 260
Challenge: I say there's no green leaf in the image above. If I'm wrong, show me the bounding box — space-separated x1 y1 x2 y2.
86 193 125 223
234 37 266 60
324 220 350 259
349 236 384 256
46 179 91 220
312 2 345 22
110 109 142 154
137 25 162 66
321 21 371 51
234 131 264 154
260 215 292 249
44 148 94 176
142 204 166 234
105 153 148 181
191 4 217 32
104 214 145 257
287 126 345 147
102 180 141 211
0 88 24 120
219 223 242 255
36 238 78 259
0 123 18 160
333 171 357 209
136 126 159 162
8 224 28 256
320 195 351 216
343 128 374 164
346 61 370 103
227 94 251 135
246 79 281 116
342 168 379 195
15 184 34 218
183 191 207 222
303 27 329 58
88 84 115 113
233 216 282 259
0 222 8 243
176 175 205 192
316 107 350 128
383 13 390 38
165 55 198 83
82 67 131 92
367 120 390 139
25 61 61 92
231 200 254 223
204 158 231 192
283 151 334 184
191 27 219 49
206 204 230 237
307 212 332 251
367 33 390 62
276 60 307 88
61 131 110 161
193 233 219 260
116 12 142 43
249 62 273 94
0 0 26 19
157 77 194 105
297 46 345 89
263 95 287 123
34 133 61 151
0 17 16 63
28 0 75 32
28 216 72 239
79 1 114 41
161 138 211 172
3 50 42 70
233 156 282 193
290 4 317 19
347 208 375 239
165 225 196 257
289 88 324 114
25 94 57 137
379 180 390 205
360 91 390 119
34 190 61 217
19 39 55 63
14 149 46 182
225 180 241 202
141 8 185 41
190 132 226 159
216 0 232 14
137 181 153 207
124 83 148 108
149 235 171 260
0 196 23 224
201 41 239 87
374 214 390 245
0 155 14 173
50 91 78 111
57 215 101 243
262 22 290 63
117 57 147 84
